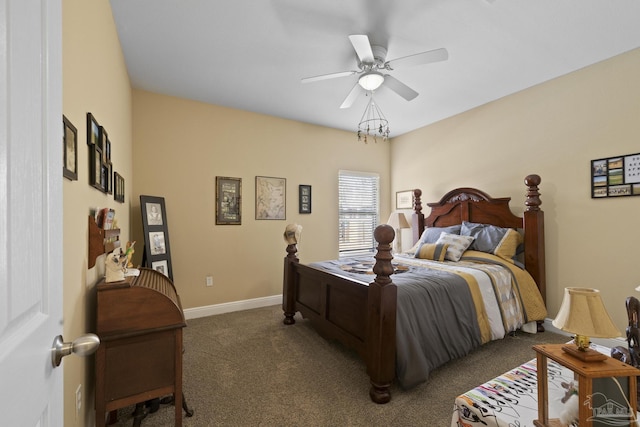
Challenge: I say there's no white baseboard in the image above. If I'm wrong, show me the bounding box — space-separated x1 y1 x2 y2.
183 294 281 320
543 317 626 349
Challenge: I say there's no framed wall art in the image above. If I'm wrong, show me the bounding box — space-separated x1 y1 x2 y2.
89 144 104 191
216 176 242 225
591 153 640 198
114 172 125 203
299 184 311 214
140 195 173 280
87 112 100 146
62 115 78 181
255 176 286 220
396 190 413 209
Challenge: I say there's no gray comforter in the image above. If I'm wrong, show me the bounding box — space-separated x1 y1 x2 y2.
310 257 482 389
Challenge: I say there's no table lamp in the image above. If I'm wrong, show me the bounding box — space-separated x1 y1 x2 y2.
386 212 410 253
552 287 621 362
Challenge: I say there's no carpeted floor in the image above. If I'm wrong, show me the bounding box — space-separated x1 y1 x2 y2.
108 305 569 426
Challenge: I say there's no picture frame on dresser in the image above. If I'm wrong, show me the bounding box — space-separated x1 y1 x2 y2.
140 195 173 281
62 115 78 181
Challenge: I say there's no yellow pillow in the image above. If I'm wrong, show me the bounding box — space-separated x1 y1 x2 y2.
416 243 449 261
493 228 523 263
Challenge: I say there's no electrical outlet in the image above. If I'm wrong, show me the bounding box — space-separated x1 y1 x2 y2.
206 276 213 287
75 384 82 418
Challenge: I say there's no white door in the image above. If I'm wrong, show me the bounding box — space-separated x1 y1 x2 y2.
0 0 64 425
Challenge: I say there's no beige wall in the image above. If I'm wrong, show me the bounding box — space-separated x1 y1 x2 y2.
131 90 391 309
391 48 640 333
63 0 132 425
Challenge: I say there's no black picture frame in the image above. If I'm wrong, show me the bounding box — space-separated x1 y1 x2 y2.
86 112 100 146
89 144 104 191
215 176 242 225
140 195 173 280
591 153 640 198
299 184 311 214
114 172 125 203
63 115 78 181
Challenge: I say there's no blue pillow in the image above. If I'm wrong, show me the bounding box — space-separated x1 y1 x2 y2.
419 225 461 244
460 221 509 253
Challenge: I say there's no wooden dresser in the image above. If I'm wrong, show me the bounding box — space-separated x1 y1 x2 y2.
95 268 186 427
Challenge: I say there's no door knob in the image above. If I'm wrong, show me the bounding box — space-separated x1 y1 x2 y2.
51 333 100 367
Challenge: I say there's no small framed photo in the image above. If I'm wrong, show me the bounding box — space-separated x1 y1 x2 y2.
140 195 173 280
256 176 286 220
299 185 311 214
151 259 169 277
90 145 104 191
114 172 125 203
216 176 242 225
86 112 100 146
62 115 78 180
396 190 413 209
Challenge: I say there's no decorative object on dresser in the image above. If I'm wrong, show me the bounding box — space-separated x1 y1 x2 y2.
94 268 192 426
552 287 621 362
282 174 547 403
140 195 173 280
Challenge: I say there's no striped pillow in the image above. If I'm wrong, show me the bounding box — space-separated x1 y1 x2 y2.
436 232 475 262
415 243 449 261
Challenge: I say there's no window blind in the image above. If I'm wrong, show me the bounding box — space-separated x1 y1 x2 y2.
338 170 379 257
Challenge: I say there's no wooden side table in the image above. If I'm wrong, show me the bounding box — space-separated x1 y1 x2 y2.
533 343 640 427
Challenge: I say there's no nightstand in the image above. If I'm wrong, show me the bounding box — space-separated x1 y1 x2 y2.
533 343 640 427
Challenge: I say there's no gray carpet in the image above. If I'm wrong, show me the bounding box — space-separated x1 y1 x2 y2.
109 305 569 426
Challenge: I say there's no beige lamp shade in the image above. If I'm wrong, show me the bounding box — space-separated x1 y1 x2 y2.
552 287 620 338
386 212 410 230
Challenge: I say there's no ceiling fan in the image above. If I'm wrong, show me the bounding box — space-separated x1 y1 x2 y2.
301 34 448 109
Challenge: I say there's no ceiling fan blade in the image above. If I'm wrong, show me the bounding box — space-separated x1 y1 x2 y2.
301 70 357 84
340 83 364 109
386 48 448 70
383 75 419 101
348 34 374 64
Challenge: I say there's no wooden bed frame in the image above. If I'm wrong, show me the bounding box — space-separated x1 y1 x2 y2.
282 174 545 404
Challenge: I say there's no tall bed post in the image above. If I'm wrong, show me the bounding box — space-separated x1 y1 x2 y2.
523 174 546 305
367 225 397 404
411 189 424 245
282 241 299 325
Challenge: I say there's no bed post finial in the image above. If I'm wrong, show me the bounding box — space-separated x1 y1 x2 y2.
368 224 397 404
412 189 422 213
524 174 542 211
411 189 424 245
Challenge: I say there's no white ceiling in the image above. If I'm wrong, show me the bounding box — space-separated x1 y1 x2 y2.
109 0 640 137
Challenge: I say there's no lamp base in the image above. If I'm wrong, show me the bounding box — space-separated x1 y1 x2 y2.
561 344 607 362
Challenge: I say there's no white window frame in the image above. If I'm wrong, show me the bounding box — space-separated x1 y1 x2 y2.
338 170 380 258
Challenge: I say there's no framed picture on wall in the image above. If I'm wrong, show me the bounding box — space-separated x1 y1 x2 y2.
299 184 311 214
114 171 125 203
86 112 100 146
62 115 78 181
255 176 286 220
140 195 173 281
396 190 413 209
215 176 242 225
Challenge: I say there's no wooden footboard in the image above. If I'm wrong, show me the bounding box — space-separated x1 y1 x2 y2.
283 225 397 404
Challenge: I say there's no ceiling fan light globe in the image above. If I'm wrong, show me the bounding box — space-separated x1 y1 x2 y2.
358 72 384 91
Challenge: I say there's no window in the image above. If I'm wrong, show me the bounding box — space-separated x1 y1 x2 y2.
338 170 380 258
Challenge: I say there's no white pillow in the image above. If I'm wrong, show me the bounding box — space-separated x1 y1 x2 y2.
435 232 475 262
